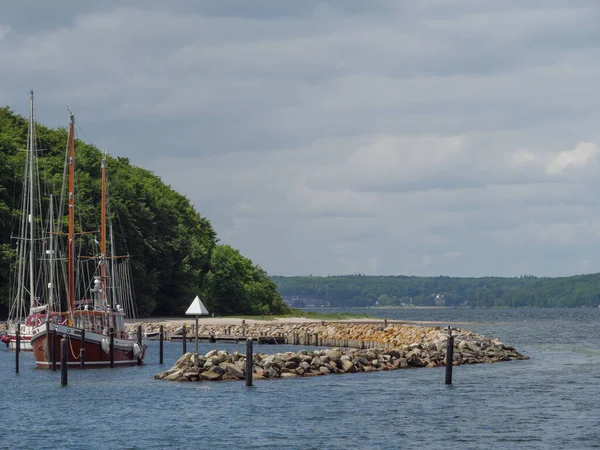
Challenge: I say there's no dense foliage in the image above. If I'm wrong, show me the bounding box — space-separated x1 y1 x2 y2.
272 274 600 308
0 106 288 317
202 245 289 315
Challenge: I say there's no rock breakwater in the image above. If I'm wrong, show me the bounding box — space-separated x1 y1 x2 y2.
154 325 527 382
134 321 500 348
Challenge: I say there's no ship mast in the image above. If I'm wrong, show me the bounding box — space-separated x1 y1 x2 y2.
48 194 55 311
100 157 107 309
27 90 35 312
67 112 75 325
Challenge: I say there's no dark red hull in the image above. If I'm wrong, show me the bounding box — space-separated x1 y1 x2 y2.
31 324 146 369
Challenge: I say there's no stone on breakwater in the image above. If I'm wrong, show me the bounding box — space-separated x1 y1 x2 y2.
154 331 528 382
148 322 529 382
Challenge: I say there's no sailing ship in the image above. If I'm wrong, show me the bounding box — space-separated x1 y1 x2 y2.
30 110 146 368
1 91 58 351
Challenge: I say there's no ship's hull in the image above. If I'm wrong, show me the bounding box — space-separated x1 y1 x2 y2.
2 323 35 351
6 334 34 351
31 323 146 368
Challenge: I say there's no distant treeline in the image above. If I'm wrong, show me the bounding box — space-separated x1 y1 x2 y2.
272 274 600 308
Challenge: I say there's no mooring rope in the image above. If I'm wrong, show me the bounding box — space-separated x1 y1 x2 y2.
68 336 81 360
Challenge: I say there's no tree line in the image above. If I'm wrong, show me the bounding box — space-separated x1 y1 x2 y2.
0 106 289 318
272 274 600 308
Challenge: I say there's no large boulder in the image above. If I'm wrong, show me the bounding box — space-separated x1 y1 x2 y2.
220 362 244 379
165 370 183 381
341 359 357 373
201 370 222 381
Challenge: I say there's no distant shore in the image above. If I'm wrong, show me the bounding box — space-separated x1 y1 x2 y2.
127 316 482 328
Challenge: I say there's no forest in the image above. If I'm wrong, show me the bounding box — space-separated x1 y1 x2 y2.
272 274 600 308
0 106 289 318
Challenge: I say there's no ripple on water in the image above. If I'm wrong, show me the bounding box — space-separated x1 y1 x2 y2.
3 308 600 449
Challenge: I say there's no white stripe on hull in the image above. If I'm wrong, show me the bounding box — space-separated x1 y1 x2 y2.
8 338 33 352
35 359 137 366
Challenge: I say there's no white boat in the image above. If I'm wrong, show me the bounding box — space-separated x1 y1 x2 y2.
144 331 160 340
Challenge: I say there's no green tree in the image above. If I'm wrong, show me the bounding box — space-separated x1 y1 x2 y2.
203 245 289 315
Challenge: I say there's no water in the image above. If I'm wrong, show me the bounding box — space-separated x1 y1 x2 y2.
2 308 600 449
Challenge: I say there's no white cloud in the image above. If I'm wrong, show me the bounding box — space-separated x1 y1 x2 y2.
546 142 599 175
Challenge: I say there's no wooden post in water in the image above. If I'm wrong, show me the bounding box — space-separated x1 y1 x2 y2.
61 338 68 386
182 325 187 354
80 329 85 369
137 325 143 366
445 327 454 385
51 328 57 371
109 327 115 368
15 325 20 374
245 337 253 387
384 319 388 328
159 325 164 364
45 320 50 354
194 316 199 355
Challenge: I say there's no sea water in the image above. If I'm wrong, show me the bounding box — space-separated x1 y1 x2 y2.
2 308 599 449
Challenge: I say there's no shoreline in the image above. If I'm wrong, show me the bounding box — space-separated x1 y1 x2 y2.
127 316 485 328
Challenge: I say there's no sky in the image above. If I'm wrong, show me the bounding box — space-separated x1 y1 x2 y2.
2 0 600 278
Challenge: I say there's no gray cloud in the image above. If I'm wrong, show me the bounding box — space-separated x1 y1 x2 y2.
3 1 600 277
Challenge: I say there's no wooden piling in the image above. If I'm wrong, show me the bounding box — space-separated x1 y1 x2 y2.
194 317 199 355
242 320 246 337
109 327 115 368
384 319 388 328
182 326 187 354
445 328 454 385
45 320 50 353
60 338 68 386
159 325 164 364
80 329 85 369
245 337 253 387
137 325 143 365
51 328 57 371
15 325 20 374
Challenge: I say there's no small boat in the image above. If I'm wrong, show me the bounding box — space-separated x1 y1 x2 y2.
144 331 160 340
31 110 147 368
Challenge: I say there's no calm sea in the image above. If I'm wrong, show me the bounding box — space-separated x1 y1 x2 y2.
2 308 599 449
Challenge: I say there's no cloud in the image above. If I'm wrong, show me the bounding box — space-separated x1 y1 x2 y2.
546 142 599 175
3 1 600 277
0 25 10 40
